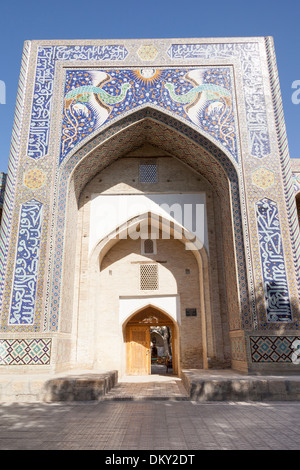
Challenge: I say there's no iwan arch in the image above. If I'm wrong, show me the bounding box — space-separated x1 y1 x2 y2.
62 110 243 377
1 37 300 387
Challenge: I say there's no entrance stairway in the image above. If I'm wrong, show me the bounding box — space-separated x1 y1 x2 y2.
100 369 300 402
42 368 300 402
1 368 300 402
103 372 189 401
182 369 300 402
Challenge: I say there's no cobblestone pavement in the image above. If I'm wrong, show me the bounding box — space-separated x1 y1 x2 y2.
0 400 300 450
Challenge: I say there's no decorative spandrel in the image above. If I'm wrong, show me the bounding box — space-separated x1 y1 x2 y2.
168 42 271 159
27 44 128 160
60 67 237 164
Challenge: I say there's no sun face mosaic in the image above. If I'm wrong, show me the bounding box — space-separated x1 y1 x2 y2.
60 67 238 163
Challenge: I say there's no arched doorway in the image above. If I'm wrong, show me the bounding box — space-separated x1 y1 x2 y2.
124 306 178 376
92 210 205 377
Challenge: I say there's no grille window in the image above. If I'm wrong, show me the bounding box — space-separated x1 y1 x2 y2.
139 164 157 183
144 239 154 254
140 264 158 290
141 238 157 256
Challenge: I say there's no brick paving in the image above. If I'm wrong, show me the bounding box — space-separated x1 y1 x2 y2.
0 399 300 450
1 371 300 450
104 372 189 401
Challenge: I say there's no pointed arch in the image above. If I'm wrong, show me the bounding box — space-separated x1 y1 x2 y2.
49 109 250 330
123 303 180 375
45 106 252 377
61 105 240 175
123 303 178 328
89 210 212 371
62 107 240 205
89 210 209 271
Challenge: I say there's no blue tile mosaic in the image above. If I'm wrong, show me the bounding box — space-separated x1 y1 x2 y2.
168 43 271 159
0 338 51 365
9 200 43 325
27 45 128 160
250 336 300 363
256 198 292 322
60 67 237 164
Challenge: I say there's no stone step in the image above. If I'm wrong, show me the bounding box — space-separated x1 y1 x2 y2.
182 370 300 402
2 369 300 402
102 376 189 401
43 370 118 402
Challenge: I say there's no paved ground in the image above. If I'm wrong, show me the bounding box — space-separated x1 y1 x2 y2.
1 370 300 451
105 370 189 401
1 399 300 450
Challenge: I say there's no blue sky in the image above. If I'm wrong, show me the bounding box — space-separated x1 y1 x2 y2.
0 0 299 172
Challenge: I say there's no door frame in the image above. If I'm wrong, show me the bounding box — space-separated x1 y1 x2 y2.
124 306 178 375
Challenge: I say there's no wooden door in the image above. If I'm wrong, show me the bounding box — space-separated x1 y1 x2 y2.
127 325 150 375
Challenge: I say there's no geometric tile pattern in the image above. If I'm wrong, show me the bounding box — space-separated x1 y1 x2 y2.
0 338 51 365
23 168 46 190
250 336 300 363
252 167 275 190
137 44 159 61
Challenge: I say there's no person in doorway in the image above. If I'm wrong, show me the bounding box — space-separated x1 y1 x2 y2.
166 352 172 373
152 345 157 359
